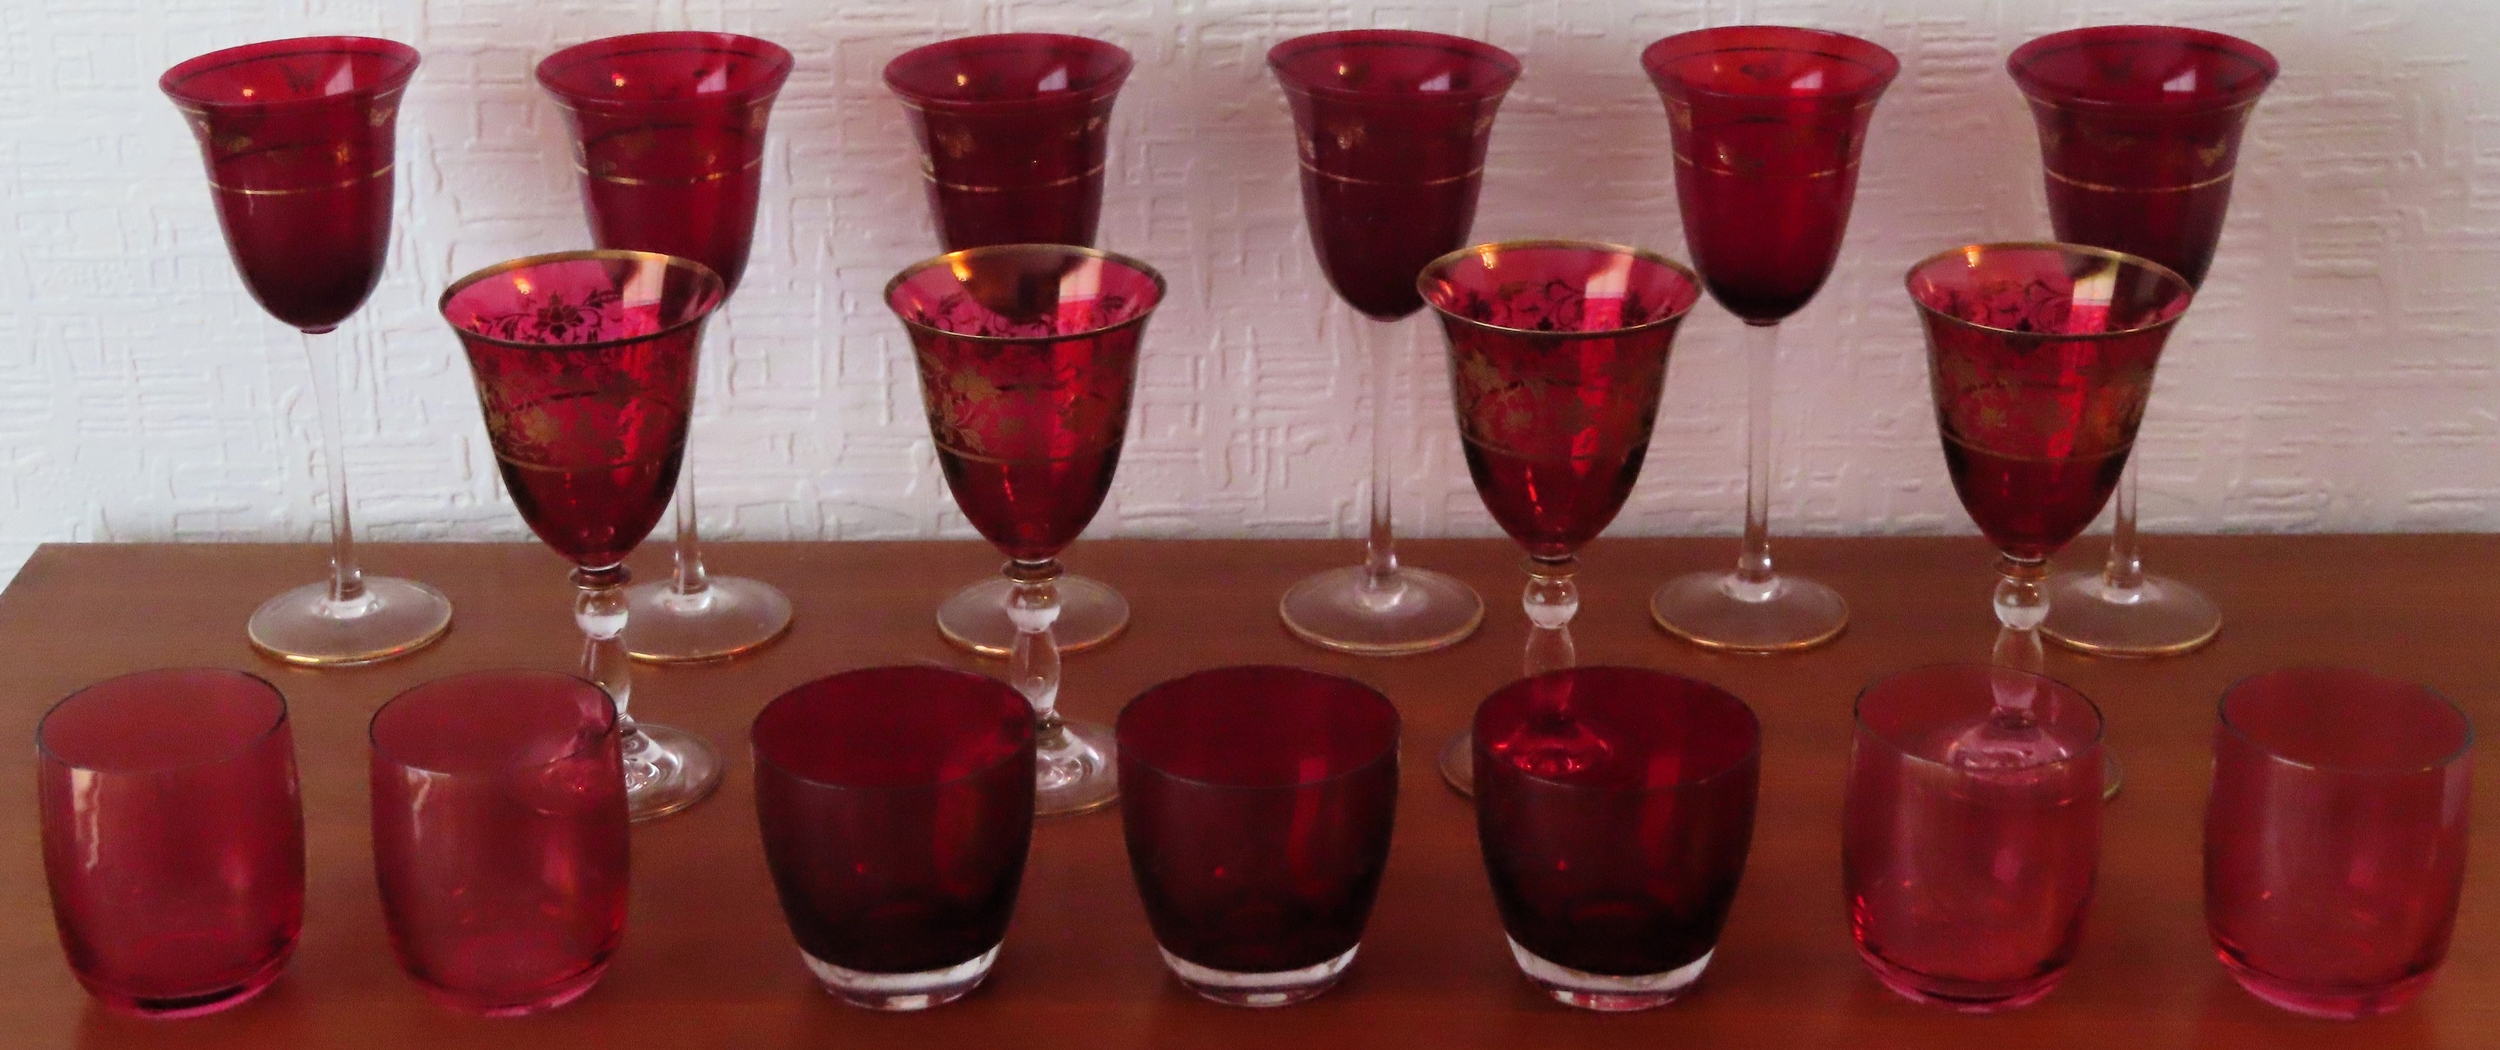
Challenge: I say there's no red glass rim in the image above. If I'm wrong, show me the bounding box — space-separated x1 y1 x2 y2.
161 36 419 110
1477 666 1761 791
883 33 1134 110
1117 665 1400 789
2008 25 2278 114
368 670 617 776
1640 26 1899 104
749 665 1035 791
1267 29 1521 104
1906 241 2193 339
536 31 794 108
1852 663 2105 772
37 668 289 774
2218 667 2474 775
440 249 726 351
883 243 1167 343
1418 239 1703 337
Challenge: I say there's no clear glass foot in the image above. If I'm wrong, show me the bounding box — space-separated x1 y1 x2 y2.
622 574 791 663
622 722 722 822
247 576 452 667
1650 570 1847 653
937 574 1128 657
1037 718 1119 817
1280 565 1483 656
1438 730 1476 798
2040 570 2220 656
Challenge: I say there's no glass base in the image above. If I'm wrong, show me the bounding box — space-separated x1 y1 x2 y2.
1651 571 1847 653
2041 570 2221 656
1159 945 1357 1007
623 722 723 822
1509 938 1710 1012
85 951 291 1019
623 575 792 663
804 945 997 1011
1039 718 1120 817
1858 947 2062 1013
1438 730 1476 798
417 961 610 1017
247 576 452 667
937 574 1127 658
2104 751 2124 802
2219 954 2435 1020
1279 565 1483 656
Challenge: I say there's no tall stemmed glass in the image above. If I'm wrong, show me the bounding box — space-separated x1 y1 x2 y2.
1906 243 2191 763
1268 30 1519 656
2009 27 2279 657
1418 241 1703 796
1641 28 1896 653
442 250 727 821
884 33 1136 658
161 37 453 666
885 245 1164 816
538 33 795 663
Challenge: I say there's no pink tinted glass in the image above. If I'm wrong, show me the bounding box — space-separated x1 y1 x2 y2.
38 669 303 1018
1473 667 1759 1009
160 37 419 332
1845 665 2103 1011
537 33 792 296
370 671 628 1016
2206 667 2473 1020
1117 667 1400 1001
752 667 1037 1009
1421 243 1703 558
885 34 1132 251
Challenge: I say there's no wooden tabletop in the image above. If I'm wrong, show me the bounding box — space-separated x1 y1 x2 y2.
1 535 2493 1049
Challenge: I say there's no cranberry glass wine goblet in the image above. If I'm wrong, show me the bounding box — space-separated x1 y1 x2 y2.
883 33 1137 659
1418 240 1703 796
885 244 1164 816
161 37 453 666
442 250 728 821
2010 27 2278 658
1640 27 1896 653
1268 30 1520 656
1907 243 2190 764
538 32 796 664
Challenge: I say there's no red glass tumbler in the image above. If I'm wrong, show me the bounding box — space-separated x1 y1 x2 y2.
1117 666 1400 1007
370 671 629 1016
1473 667 1760 1011
1844 665 2103 1012
2205 668 2472 1020
752 667 1037 1010
38 669 303 1018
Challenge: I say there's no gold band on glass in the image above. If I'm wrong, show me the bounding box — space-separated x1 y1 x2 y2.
577 156 762 186
2044 167 2235 194
439 249 726 353
1416 238 1703 340
1902 240 2192 341
1672 153 1859 179
1296 160 1482 187
920 162 1106 194
210 164 394 197
883 243 1169 347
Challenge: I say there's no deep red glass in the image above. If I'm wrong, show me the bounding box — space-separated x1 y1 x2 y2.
2206 668 2473 1020
1844 665 2103 1012
1421 242 1703 559
161 37 418 332
1473 667 1759 1011
753 667 1037 1010
886 245 1163 561
1117 667 1400 1006
1270 31 1520 319
1641 28 1896 324
884 34 1131 251
2009 27 2278 289
37 670 303 1018
442 252 724 568
1907 244 2193 560
370 671 628 1015
538 33 792 297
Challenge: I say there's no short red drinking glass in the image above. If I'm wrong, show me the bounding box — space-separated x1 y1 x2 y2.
370 671 628 1016
753 667 1037 1011
2205 667 2473 1020
1117 666 1400 1007
1844 665 2103 1012
1473 667 1760 1011
884 33 1132 252
38 670 303 1018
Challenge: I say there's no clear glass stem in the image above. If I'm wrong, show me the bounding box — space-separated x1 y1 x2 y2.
2098 459 2146 594
669 481 711 599
298 329 370 613
1006 559 1065 734
1991 555 2050 709
1359 313 1402 596
1523 555 1579 678
1731 321 1781 601
573 567 636 731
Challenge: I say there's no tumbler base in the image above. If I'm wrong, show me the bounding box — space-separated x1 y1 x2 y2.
804 945 998 1012
1858 947 2063 1013
2220 953 2436 1020
1509 939 1710 1012
1160 945 1357 1007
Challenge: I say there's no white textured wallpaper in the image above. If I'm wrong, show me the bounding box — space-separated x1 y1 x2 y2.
6 0 2498 582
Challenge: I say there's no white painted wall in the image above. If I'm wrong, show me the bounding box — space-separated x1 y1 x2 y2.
6 0 2496 583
